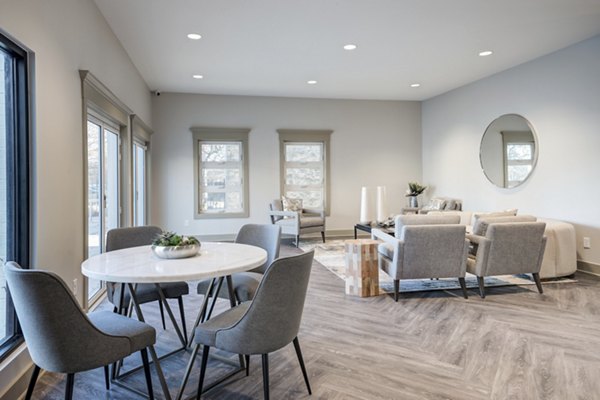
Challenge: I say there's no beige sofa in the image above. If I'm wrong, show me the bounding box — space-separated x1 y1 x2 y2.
428 211 577 278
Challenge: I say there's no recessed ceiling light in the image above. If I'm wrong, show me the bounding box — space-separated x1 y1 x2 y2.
307 80 317 85
479 50 493 57
192 74 203 79
343 44 357 50
410 83 421 88
187 33 202 40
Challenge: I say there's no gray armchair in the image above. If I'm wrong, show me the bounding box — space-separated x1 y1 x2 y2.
106 226 190 342
269 199 325 247
181 250 314 400
467 218 547 298
372 214 469 301
197 224 282 303
4 262 156 400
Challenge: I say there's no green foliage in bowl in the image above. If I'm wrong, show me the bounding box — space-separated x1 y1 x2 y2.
152 231 200 247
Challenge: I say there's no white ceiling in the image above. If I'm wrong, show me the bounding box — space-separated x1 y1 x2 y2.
94 0 600 101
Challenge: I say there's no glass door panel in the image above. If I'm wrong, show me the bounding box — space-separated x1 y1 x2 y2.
133 142 146 226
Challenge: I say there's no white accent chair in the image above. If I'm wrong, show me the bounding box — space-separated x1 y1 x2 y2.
268 199 325 247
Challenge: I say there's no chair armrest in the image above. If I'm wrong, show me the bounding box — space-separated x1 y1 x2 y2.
268 210 300 219
466 233 486 244
302 208 325 218
371 228 395 244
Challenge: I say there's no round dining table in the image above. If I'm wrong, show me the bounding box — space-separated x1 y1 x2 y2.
81 242 267 400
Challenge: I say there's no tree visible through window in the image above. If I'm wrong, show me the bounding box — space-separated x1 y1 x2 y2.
505 142 533 188
192 128 250 218
278 129 332 214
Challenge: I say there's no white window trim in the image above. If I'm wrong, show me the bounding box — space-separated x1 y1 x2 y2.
277 129 332 215
191 127 250 219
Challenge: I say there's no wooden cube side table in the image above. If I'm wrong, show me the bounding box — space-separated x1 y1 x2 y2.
344 239 380 297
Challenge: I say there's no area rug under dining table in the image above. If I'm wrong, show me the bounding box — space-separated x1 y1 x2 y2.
299 239 575 295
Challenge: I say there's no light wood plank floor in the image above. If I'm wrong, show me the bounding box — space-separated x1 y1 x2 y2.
30 244 600 399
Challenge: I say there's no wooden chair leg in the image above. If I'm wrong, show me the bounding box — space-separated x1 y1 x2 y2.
262 354 270 400
245 354 250 376
293 337 312 395
458 277 468 299
158 299 166 330
532 273 543 294
140 348 154 400
196 346 211 400
477 276 486 298
65 373 75 400
103 365 110 390
25 364 40 400
178 296 188 344
393 280 399 302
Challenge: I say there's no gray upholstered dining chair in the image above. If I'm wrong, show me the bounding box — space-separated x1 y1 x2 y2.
467 218 547 298
106 226 190 341
184 250 314 400
4 262 156 400
196 224 281 303
372 214 469 301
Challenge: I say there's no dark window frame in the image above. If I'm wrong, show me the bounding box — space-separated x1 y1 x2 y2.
0 30 33 362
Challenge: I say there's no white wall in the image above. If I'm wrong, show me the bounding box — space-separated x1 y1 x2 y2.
151 94 421 236
422 35 600 266
0 0 151 395
0 0 151 299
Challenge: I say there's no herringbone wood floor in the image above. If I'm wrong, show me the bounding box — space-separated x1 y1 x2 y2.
30 244 600 399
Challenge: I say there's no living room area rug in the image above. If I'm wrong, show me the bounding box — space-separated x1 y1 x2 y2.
299 239 575 295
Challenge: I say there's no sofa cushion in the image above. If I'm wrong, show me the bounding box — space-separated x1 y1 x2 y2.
275 216 324 228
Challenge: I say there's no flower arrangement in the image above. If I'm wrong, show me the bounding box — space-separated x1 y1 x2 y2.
152 231 200 247
405 182 427 197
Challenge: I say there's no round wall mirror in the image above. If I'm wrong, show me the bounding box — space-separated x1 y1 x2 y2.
480 114 538 188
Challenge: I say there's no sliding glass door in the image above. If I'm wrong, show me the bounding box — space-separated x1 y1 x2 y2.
133 141 146 226
86 115 120 300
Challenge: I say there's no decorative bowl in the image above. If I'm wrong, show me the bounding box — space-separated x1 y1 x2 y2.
152 243 201 259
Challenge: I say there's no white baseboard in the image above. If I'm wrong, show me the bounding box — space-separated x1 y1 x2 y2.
578 260 600 277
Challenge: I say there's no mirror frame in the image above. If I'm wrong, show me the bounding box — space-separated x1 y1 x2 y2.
480 113 539 189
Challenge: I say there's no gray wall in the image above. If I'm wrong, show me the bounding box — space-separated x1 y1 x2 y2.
422 35 600 267
151 93 422 236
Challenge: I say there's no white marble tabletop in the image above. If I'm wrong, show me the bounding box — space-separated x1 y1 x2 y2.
81 242 267 283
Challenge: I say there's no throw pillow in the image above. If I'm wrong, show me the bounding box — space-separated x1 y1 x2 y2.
421 197 446 211
281 196 303 214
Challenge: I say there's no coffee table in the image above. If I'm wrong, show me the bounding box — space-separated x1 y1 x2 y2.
354 222 394 239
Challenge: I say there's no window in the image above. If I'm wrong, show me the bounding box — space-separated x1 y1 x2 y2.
502 130 535 188
133 141 146 226
278 130 332 214
0 31 32 359
192 128 250 218
86 114 121 300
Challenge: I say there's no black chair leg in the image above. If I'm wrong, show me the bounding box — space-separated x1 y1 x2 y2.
140 348 154 400
477 276 486 298
158 299 166 330
245 354 250 376
178 296 188 343
103 365 110 390
262 354 270 400
532 272 543 294
296 235 300 248
196 346 211 400
65 373 75 400
321 231 325 243
293 337 312 395
25 364 40 400
393 280 399 302
458 277 468 299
